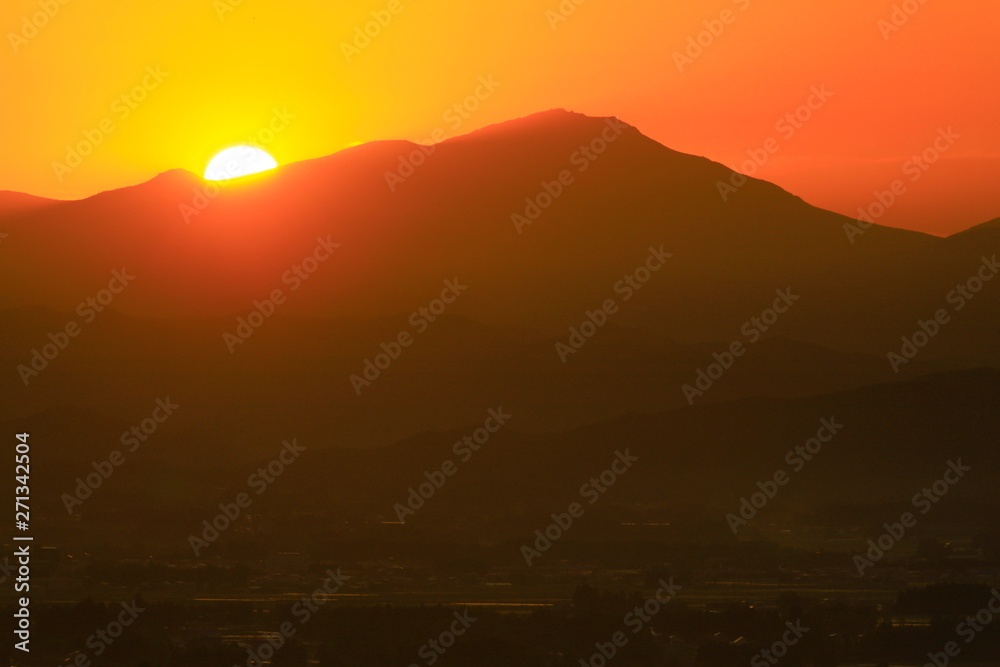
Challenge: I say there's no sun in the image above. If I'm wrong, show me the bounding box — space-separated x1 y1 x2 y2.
204 146 278 181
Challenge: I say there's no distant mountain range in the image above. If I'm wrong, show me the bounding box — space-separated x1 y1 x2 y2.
0 110 996 548
10 368 1000 550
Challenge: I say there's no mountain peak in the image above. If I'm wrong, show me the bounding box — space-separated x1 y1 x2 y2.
447 108 636 145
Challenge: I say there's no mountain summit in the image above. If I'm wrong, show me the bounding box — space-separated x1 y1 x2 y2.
0 110 995 364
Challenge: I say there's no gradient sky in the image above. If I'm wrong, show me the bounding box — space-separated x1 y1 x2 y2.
1 0 996 235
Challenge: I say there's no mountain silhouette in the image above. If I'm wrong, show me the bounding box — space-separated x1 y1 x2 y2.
1 111 997 551
1 110 996 365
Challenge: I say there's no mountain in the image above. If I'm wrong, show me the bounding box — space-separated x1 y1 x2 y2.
0 111 998 354
13 369 1000 554
1 110 997 557
1 109 997 462
0 110 996 367
0 307 934 454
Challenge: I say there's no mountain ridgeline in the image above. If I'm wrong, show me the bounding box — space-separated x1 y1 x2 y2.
0 110 997 543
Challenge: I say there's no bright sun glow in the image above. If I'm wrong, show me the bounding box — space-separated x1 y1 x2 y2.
204 146 278 181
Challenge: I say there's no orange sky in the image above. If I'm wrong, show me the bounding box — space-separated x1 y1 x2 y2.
1 0 996 235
